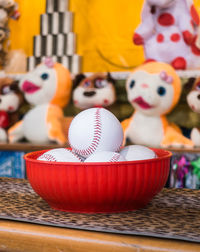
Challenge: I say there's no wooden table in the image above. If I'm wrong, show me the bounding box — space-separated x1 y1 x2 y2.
0 178 199 252
0 220 199 252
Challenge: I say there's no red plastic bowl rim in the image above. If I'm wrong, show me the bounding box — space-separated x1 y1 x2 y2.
24 148 172 166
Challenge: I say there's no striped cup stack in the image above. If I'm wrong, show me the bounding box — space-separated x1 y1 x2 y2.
27 0 81 74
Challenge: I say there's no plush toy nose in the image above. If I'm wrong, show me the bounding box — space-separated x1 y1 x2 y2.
83 91 96 97
197 94 200 100
141 83 149 88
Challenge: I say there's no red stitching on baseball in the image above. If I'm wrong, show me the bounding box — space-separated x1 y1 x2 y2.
70 108 102 156
40 153 57 161
66 149 82 162
110 153 120 162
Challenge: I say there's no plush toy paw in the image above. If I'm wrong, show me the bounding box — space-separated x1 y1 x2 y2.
191 127 200 146
171 57 187 70
8 121 23 143
8 132 22 143
182 30 195 45
133 33 144 45
0 128 7 142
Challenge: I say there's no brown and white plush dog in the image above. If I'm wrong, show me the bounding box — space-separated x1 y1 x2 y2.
0 77 24 141
72 73 116 110
186 77 200 146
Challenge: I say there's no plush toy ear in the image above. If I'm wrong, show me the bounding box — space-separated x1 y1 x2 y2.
44 57 54 68
107 72 116 85
73 73 86 89
10 80 20 91
184 77 196 90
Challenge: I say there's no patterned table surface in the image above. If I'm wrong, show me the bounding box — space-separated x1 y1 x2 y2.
0 178 199 243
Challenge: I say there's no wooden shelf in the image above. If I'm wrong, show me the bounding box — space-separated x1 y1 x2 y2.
0 142 69 152
0 142 199 153
165 146 200 153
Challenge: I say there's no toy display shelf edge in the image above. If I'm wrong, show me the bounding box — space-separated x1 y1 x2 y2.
0 142 199 153
4 69 200 81
0 142 68 152
68 70 200 80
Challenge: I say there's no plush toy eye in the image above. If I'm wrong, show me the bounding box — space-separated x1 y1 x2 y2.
157 86 166 96
129 80 135 89
40 73 49 80
196 82 200 90
95 79 107 88
83 81 91 87
2 85 11 94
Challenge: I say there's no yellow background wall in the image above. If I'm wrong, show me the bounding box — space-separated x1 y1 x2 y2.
9 0 200 73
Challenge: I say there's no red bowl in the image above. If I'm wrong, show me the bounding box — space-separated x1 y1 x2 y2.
24 148 172 213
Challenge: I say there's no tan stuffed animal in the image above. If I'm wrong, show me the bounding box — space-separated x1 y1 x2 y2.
122 62 193 148
8 58 72 144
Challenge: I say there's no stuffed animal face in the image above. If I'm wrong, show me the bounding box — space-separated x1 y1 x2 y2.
126 71 174 116
73 73 116 109
126 62 182 117
19 58 72 107
0 77 20 112
19 63 57 106
187 78 200 114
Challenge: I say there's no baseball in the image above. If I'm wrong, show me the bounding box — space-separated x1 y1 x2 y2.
84 151 126 162
120 145 156 161
68 108 124 158
37 148 82 162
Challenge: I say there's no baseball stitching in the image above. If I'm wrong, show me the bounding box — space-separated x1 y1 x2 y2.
39 149 82 162
39 153 57 161
110 153 121 162
65 149 82 162
70 108 102 157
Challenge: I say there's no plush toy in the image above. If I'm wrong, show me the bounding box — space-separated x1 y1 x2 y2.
133 0 200 70
0 27 7 42
186 77 200 146
0 26 9 66
72 73 116 110
4 49 27 74
0 8 8 26
8 58 72 144
0 0 20 20
121 61 194 148
0 77 24 141
0 0 20 68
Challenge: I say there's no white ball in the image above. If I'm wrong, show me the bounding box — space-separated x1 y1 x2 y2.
120 145 156 161
68 108 124 157
37 148 82 162
84 151 126 162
